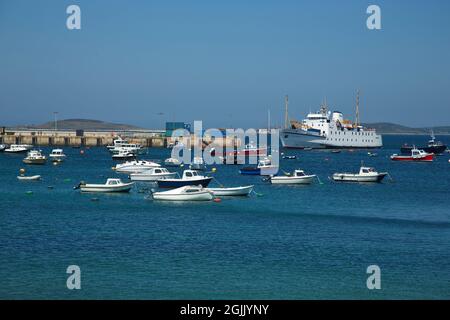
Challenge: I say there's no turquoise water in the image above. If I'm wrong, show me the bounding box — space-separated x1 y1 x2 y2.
1 135 449 299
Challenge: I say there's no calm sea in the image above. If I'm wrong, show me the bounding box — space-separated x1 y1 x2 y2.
0 134 449 299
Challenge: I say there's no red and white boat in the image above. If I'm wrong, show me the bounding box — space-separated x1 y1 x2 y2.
390 147 434 162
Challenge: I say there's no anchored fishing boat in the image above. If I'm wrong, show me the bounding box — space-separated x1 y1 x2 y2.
239 157 278 176
391 147 434 162
129 167 177 181
114 160 161 173
157 170 212 188
270 170 316 184
112 149 136 160
49 149 66 161
332 166 388 182
75 178 134 193
400 132 447 155
206 185 254 196
23 150 47 165
152 185 213 201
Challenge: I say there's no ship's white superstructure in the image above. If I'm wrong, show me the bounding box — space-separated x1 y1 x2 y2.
280 93 382 149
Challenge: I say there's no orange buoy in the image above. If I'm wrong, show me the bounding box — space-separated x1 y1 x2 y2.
213 198 221 203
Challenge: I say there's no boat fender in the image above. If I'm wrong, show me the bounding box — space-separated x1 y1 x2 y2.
213 198 221 203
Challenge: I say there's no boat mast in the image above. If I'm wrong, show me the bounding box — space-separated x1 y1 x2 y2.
355 90 360 127
284 95 289 129
267 109 271 131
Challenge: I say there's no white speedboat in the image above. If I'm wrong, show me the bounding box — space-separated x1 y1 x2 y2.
152 185 213 201
75 178 134 192
164 157 182 167
332 166 387 182
114 160 161 173
23 150 47 165
206 185 253 196
270 170 316 184
49 149 66 160
4 144 32 153
129 167 177 181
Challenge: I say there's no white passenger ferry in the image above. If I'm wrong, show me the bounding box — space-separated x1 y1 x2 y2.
280 93 382 149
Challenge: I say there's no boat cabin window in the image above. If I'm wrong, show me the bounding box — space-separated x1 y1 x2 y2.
185 172 193 177
295 171 305 176
362 169 369 173
154 169 161 173
192 171 198 176
108 180 118 185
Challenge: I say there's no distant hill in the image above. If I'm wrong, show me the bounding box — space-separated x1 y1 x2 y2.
363 122 450 134
23 119 144 131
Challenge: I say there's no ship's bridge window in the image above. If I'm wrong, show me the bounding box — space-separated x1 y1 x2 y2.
186 172 193 177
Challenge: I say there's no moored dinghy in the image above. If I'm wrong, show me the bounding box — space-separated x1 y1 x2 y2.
332 166 387 183
206 185 254 196
152 185 214 201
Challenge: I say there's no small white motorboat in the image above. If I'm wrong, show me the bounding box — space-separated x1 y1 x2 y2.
75 178 134 192
270 170 316 184
152 185 214 201
4 144 32 153
206 185 253 196
113 160 161 173
164 157 182 167
23 150 47 165
17 175 41 181
129 167 177 181
257 157 279 176
112 149 136 160
0 144 7 152
332 166 387 183
49 149 66 160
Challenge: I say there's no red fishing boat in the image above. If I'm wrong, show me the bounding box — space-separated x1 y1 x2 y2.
390 147 434 162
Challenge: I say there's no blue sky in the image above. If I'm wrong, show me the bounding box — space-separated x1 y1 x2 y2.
1 0 449 129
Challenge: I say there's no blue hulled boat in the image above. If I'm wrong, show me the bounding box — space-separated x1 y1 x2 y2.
157 170 212 188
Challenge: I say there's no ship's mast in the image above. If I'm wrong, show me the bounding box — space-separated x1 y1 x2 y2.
355 90 360 127
284 95 289 129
